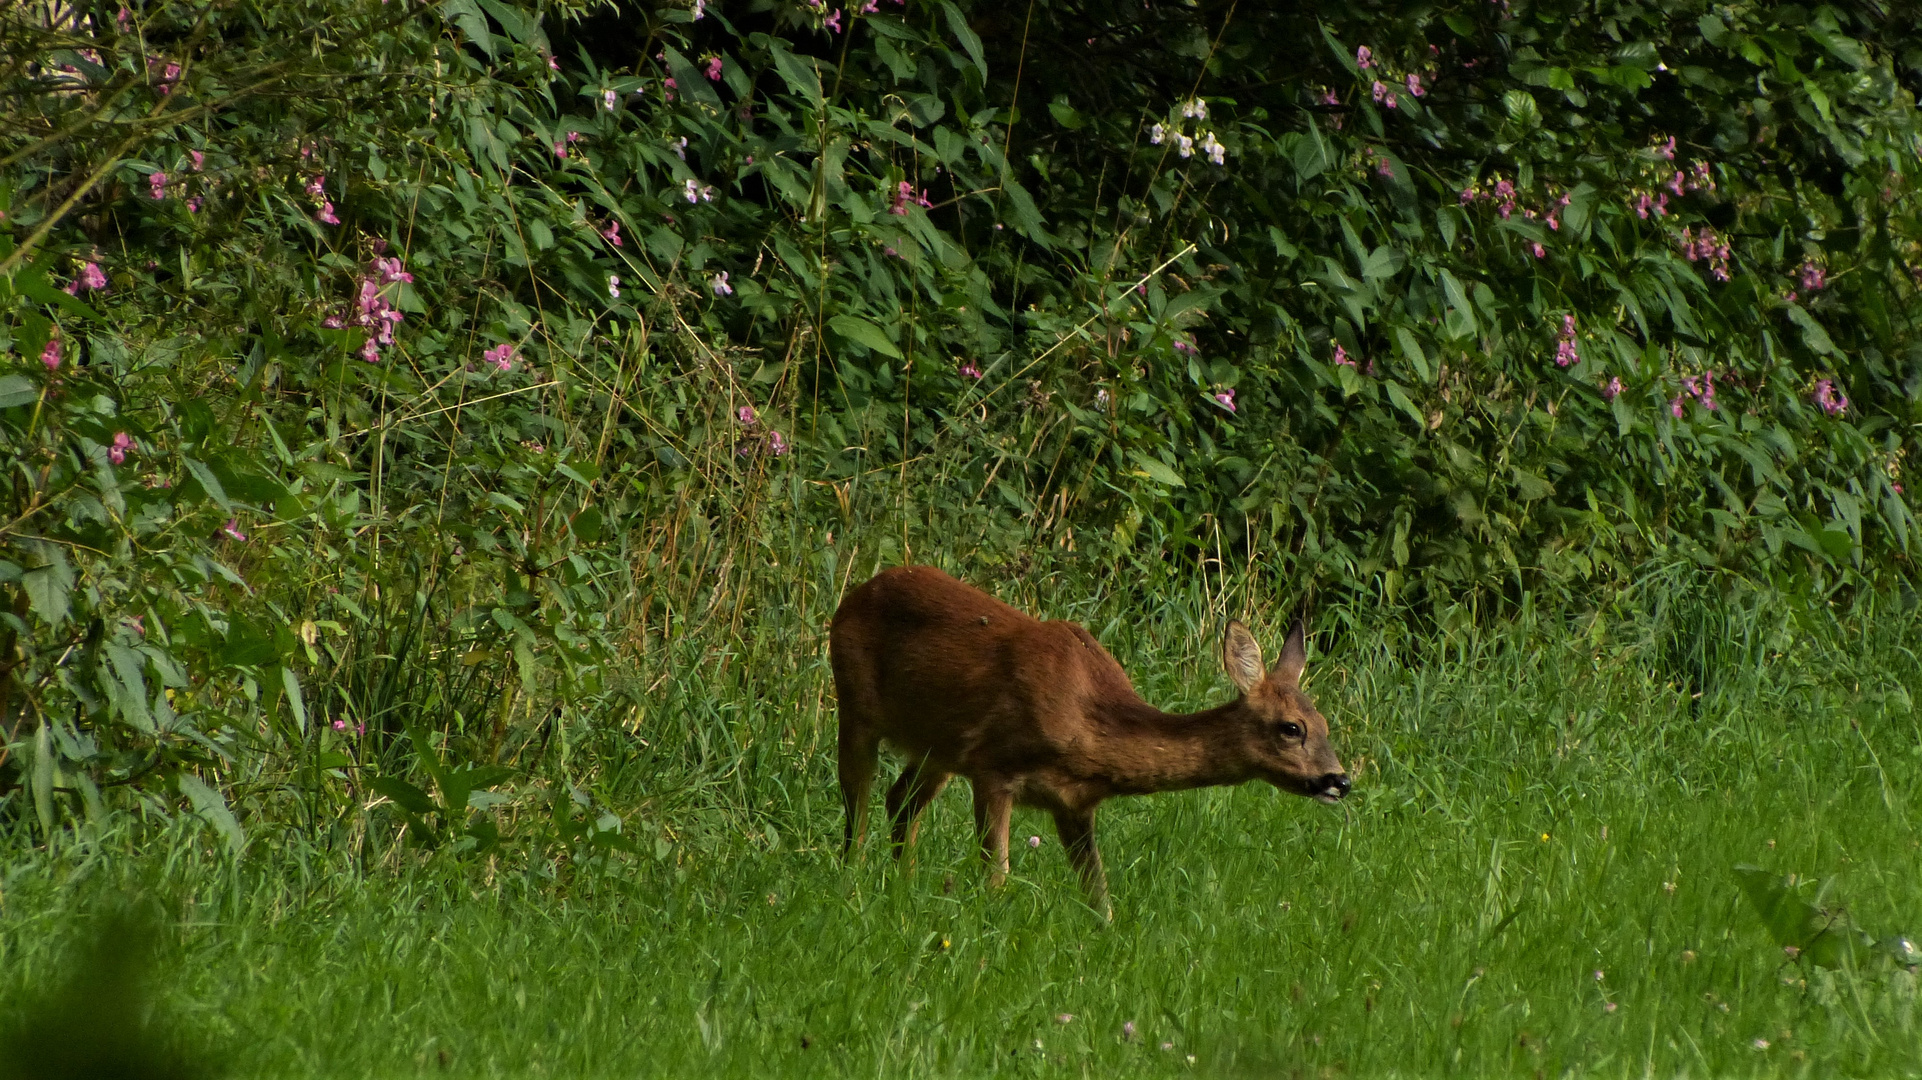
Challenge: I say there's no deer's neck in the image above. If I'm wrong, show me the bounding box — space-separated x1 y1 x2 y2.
1094 699 1253 794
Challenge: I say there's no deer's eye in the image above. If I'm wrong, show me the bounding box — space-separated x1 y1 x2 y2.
1277 721 1304 740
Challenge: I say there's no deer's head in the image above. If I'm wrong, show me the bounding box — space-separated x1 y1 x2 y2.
1221 619 1350 803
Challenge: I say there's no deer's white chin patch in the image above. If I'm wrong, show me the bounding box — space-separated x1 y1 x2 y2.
1315 791 1345 805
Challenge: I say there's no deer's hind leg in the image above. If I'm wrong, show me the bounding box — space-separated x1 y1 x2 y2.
971 782 1013 887
885 760 952 859
1052 807 1112 921
836 723 881 860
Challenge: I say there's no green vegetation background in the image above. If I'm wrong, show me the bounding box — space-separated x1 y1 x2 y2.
2 0 1920 1075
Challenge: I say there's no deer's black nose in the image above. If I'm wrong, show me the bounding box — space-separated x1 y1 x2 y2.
1321 773 1351 799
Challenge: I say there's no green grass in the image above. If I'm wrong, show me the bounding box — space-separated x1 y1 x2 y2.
3 576 1920 1077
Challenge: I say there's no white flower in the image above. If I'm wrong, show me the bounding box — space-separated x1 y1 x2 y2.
672 136 688 160
1181 98 1208 120
603 88 617 111
608 275 621 298
684 178 701 203
1176 133 1194 158
710 271 732 296
1199 132 1225 165
1149 122 1165 145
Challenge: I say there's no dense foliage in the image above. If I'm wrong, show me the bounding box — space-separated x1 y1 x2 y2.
3 0 1921 843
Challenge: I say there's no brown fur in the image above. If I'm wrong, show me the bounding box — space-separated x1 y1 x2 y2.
828 565 1350 917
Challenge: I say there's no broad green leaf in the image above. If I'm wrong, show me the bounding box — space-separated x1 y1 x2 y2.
828 314 904 358
179 773 247 856
1130 452 1184 488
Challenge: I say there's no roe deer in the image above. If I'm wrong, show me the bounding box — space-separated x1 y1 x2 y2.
829 565 1349 917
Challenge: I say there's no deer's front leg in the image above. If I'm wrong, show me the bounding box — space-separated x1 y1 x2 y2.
1052 807 1112 921
972 783 1012 887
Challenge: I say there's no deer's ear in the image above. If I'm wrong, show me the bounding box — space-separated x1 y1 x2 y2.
1222 621 1265 693
1272 618 1308 687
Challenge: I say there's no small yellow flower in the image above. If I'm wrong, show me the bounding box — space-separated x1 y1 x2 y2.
1540 832 1550 842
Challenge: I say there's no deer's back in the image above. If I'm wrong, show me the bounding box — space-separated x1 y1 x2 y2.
829 566 1139 775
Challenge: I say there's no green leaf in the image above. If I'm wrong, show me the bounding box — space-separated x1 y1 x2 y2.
440 0 495 59
1384 380 1425 426
1502 90 1541 128
281 667 308 734
179 773 247 856
182 457 231 512
0 373 39 409
104 643 154 733
19 540 72 625
1395 327 1432 382
1785 305 1838 356
940 1 987 79
1129 452 1184 488
828 314 904 359
766 40 822 107
371 775 438 815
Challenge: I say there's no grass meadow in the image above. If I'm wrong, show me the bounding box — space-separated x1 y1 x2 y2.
2 569 1919 1078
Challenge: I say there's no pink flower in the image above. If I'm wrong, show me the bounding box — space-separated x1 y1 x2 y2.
148 172 167 199
547 53 560 71
1813 379 1848 415
1213 389 1236 413
1384 91 1398 109
483 343 515 372
322 315 344 328
553 141 567 159
40 338 61 370
1667 170 1686 197
109 431 133 464
825 8 842 31
1319 88 1340 106
663 77 676 101
737 405 758 426
1356 45 1374 70
1377 157 1394 177
1333 344 1355 367
1601 376 1622 400
1406 73 1425 97
78 262 108 292
316 201 339 225
1371 80 1386 102
1532 242 1546 259
602 221 622 246
374 256 412 284
220 518 247 541
117 6 130 28
1122 1022 1137 1040
1670 396 1685 418
711 271 732 296
127 615 144 635
360 337 382 363
706 56 723 81
306 175 326 197
189 149 205 171
1656 136 1676 160
1799 262 1826 291
187 196 202 213
1173 340 1198 356
959 363 983 379
768 430 788 455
